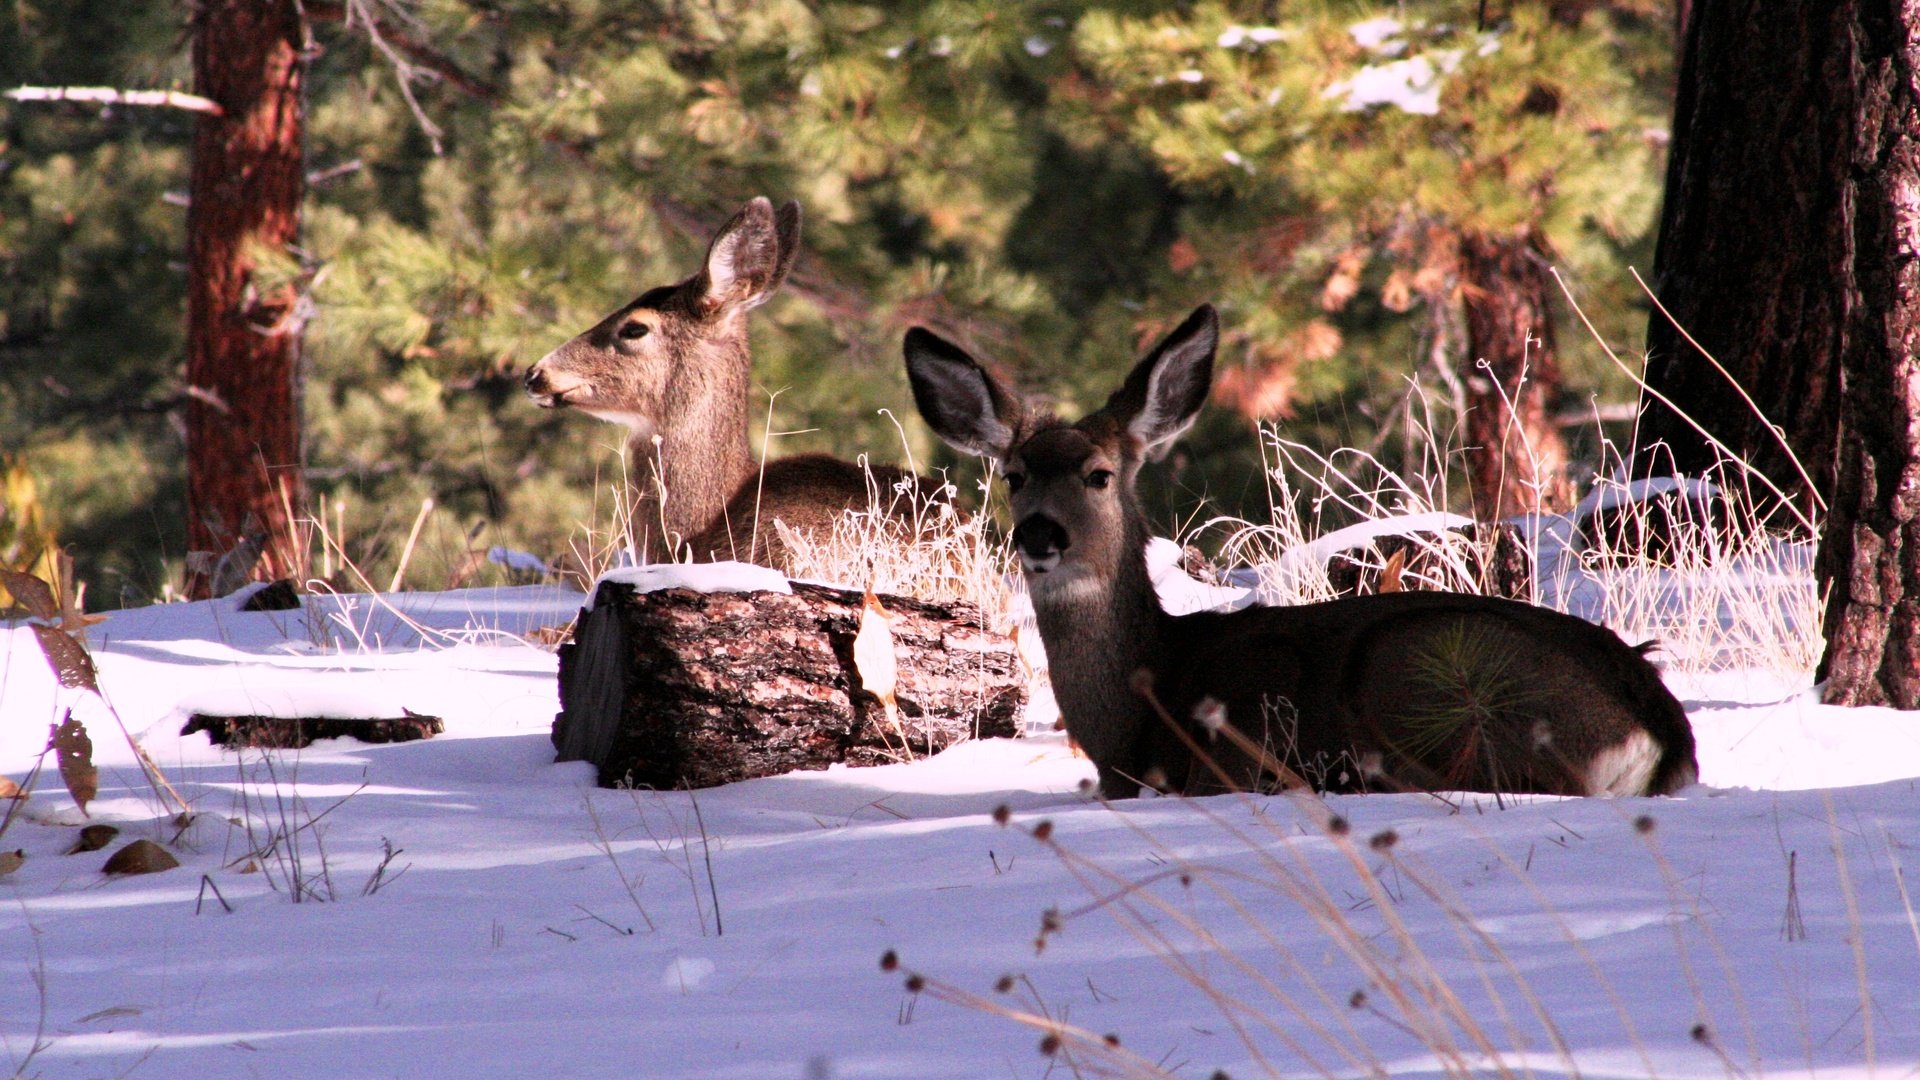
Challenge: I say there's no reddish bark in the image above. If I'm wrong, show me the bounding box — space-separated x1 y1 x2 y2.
1459 231 1572 522
185 0 307 597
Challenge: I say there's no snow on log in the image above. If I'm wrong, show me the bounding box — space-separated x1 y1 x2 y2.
553 578 1026 789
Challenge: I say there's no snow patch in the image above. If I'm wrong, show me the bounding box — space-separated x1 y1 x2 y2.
487 546 551 575
1324 51 1462 116
1217 24 1286 50
1572 475 1720 520
661 957 716 992
1258 510 1476 598
1145 536 1253 615
1349 16 1407 54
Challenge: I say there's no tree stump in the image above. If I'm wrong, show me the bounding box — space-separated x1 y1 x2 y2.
553 580 1026 789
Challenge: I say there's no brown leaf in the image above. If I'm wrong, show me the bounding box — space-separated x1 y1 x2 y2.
0 850 22 877
0 776 22 800
53 713 97 816
68 824 119 854
102 839 179 876
1379 548 1407 594
59 610 109 635
1319 249 1368 312
0 569 58 620
1166 236 1201 274
32 624 99 691
1381 268 1416 313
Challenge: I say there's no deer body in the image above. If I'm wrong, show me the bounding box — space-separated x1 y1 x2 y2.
525 198 931 567
905 306 1698 799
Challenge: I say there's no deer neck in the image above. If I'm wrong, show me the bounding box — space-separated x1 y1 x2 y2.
626 325 755 562
1027 512 1166 771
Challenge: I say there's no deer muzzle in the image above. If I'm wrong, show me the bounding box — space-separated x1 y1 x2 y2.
1012 514 1070 574
523 362 586 408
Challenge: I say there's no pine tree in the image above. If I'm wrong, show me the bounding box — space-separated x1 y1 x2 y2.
183 0 308 596
4 0 1681 597
1065 1 1671 518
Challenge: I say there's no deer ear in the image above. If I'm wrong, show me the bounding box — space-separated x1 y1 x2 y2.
770 200 802 293
696 197 789 313
903 328 1025 460
1101 305 1217 461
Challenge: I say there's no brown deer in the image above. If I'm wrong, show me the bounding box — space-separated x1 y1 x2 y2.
525 197 937 567
904 305 1699 799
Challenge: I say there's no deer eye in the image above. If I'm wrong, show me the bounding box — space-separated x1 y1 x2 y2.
618 321 650 341
1005 472 1026 494
1086 470 1113 490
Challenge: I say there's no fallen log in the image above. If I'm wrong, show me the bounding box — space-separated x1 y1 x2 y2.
184 711 444 749
553 578 1025 789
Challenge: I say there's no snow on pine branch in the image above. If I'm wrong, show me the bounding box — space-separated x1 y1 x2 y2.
5 85 224 115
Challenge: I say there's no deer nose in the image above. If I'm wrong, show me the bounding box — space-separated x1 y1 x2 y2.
1012 514 1070 573
524 363 550 395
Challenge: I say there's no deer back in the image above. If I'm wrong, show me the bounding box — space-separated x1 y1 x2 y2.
680 453 951 566
1151 591 1698 796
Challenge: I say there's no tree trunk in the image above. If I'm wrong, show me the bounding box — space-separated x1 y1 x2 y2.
185 0 307 598
1815 3 1920 709
554 580 1026 789
1632 1 1852 522
1459 230 1572 522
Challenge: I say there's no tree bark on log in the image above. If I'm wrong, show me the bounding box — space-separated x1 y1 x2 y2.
554 581 1026 789
185 0 308 597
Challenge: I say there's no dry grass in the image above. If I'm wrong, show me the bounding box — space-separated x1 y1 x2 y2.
1187 349 1821 682
886 737 1916 1080
778 460 1016 614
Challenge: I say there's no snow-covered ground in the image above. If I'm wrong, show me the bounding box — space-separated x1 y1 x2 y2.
2 572 1917 1079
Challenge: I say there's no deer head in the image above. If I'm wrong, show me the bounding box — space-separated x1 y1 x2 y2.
524 197 800 438
904 306 1218 598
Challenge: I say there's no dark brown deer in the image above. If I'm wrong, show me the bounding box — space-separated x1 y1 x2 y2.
904 306 1699 799
525 197 936 567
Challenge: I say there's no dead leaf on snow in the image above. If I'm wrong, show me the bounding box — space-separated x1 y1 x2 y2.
32 624 98 691
68 823 119 854
0 776 23 800
102 839 179 876
52 712 97 817
0 850 23 877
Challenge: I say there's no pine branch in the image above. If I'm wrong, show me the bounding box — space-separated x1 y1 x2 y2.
298 3 931 341
305 0 504 105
